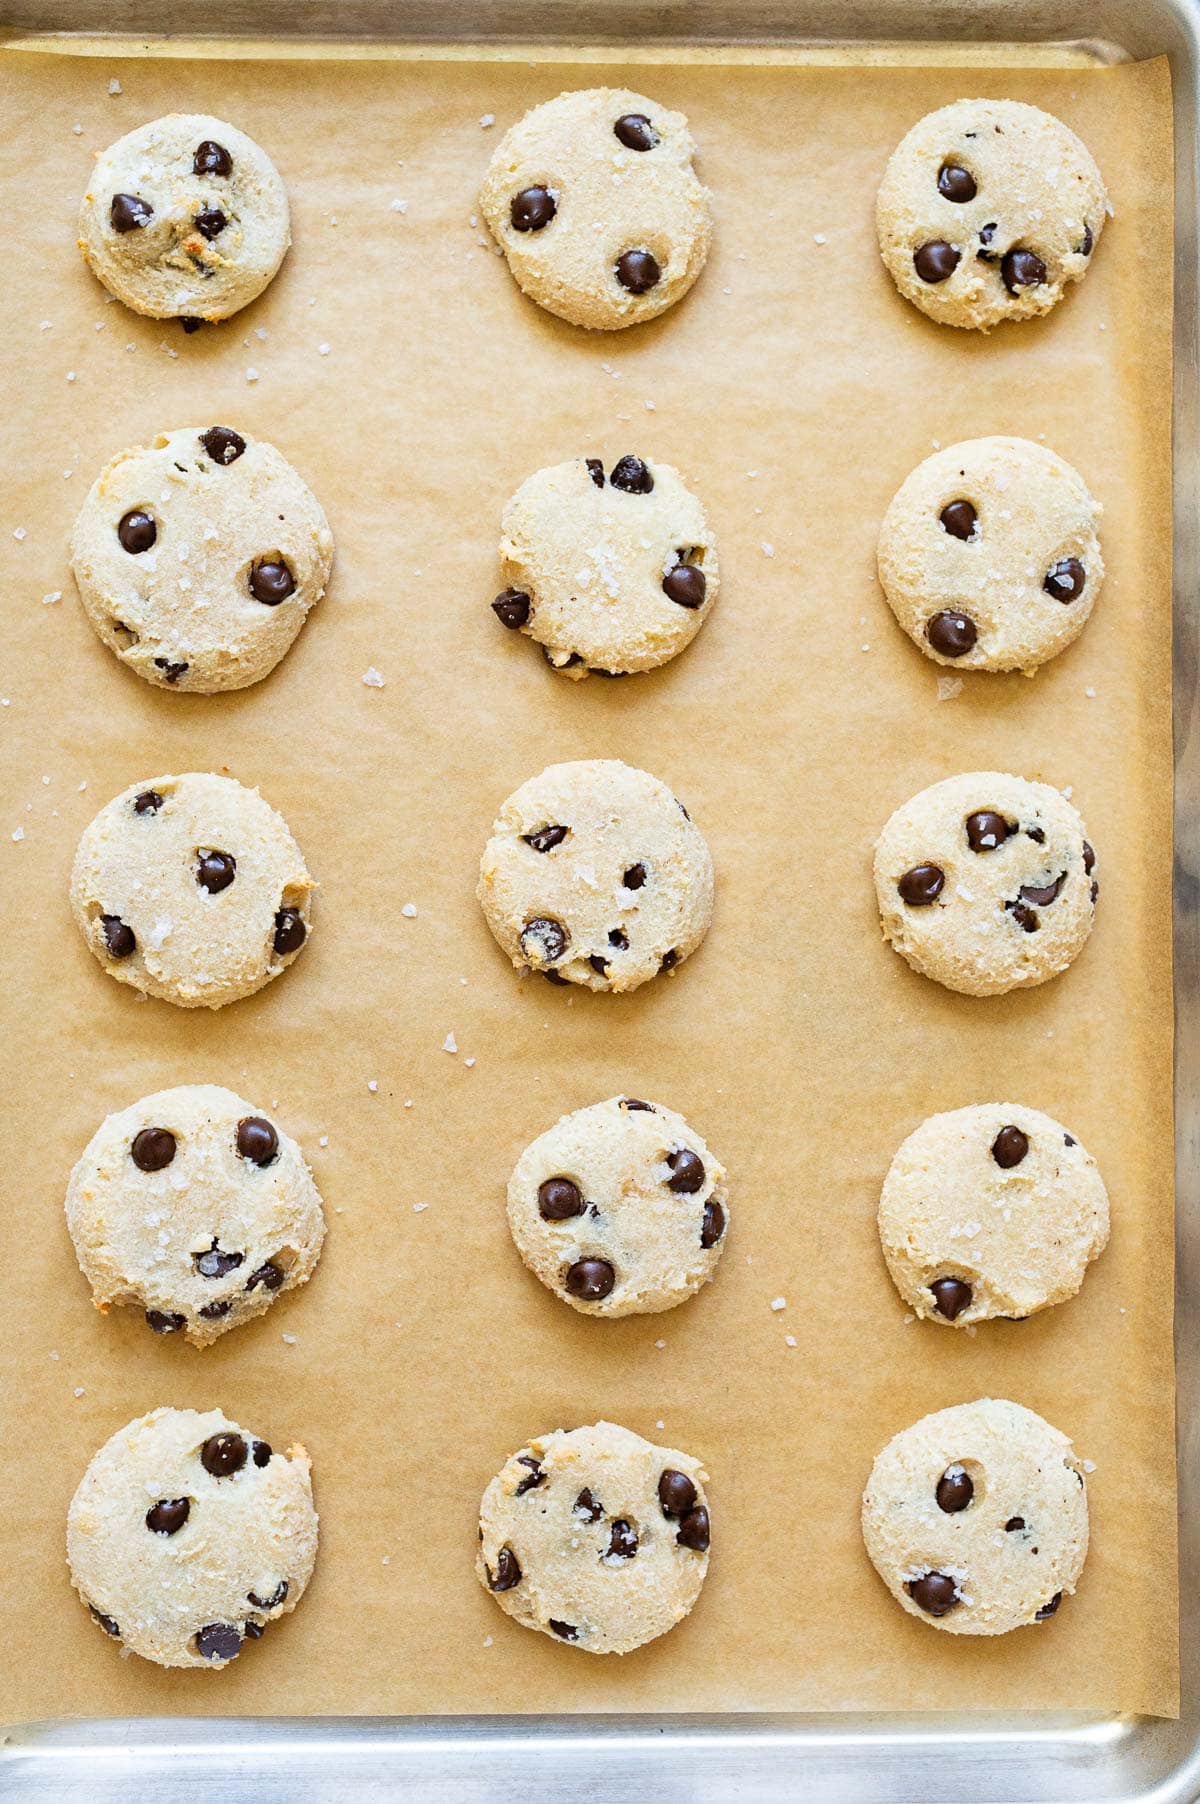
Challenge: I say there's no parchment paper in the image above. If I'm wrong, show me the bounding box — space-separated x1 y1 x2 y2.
0 43 1177 1721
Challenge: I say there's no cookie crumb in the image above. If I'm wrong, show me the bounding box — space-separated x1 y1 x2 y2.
936 676 964 701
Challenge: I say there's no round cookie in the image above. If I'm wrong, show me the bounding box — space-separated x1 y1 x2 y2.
78 113 290 323
477 1420 711 1653
878 1104 1109 1326
492 454 718 678
479 87 712 330
66 1084 326 1347
72 425 334 693
68 1406 317 1668
508 1095 728 1315
71 772 314 1009
874 771 1097 997
876 99 1107 331
877 438 1103 673
862 1398 1088 1634
477 759 714 992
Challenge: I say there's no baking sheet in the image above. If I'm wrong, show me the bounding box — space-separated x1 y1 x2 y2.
0 43 1177 1721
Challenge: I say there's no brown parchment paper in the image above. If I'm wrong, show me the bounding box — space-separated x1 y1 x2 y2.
0 42 1177 1722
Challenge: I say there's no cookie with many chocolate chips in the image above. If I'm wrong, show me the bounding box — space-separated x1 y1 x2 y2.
66 1084 326 1347
72 426 334 692
477 759 714 992
71 772 313 1008
878 1103 1109 1326
878 438 1103 673
494 455 718 677
876 99 1108 330
862 1399 1089 1634
78 113 290 322
68 1407 317 1668
477 1421 711 1653
508 1096 728 1315
479 87 712 330
874 771 1097 996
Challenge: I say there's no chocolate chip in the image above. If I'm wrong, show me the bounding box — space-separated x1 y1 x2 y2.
200 426 246 465
1001 247 1046 293
930 1277 972 1320
575 1488 604 1522
623 863 647 890
1027 826 1046 844
658 1469 697 1517
247 1580 289 1610
515 1455 546 1496
1079 223 1094 256
145 1309 185 1334
510 186 556 231
180 316 204 333
249 559 296 605
491 587 531 628
1044 557 1085 602
913 240 960 283
1005 1516 1026 1532
662 563 707 608
131 1127 176 1173
118 508 157 553
608 1519 638 1558
246 1260 285 1292
586 458 605 489
1091 879 1099 904
199 1299 231 1320
926 609 977 657
548 1619 578 1640
194 207 227 240
201 1432 248 1478
614 113 658 150
488 1548 521 1591
616 248 661 293
1007 899 1040 932
146 1497 190 1535
976 221 998 260
543 970 570 985
677 1505 710 1551
243 1620 265 1639
660 948 679 971
936 1465 974 1513
1064 1133 1077 1147
622 1098 654 1112
666 1148 705 1194
1020 875 1066 906
565 1257 616 1301
197 850 236 893
524 825 568 853
1036 1592 1062 1620
538 1177 584 1220
521 916 568 965
273 907 306 955
101 913 136 958
937 162 977 202
992 1125 1030 1168
908 1572 959 1616
253 1440 272 1467
237 1116 279 1166
90 1605 121 1637
701 1199 726 1248
154 658 189 683
966 810 1008 853
194 140 233 176
588 953 610 977
1083 840 1096 874
196 1242 244 1279
898 863 945 906
196 1623 242 1661
110 192 153 232
610 455 654 494
939 499 977 541
133 789 164 814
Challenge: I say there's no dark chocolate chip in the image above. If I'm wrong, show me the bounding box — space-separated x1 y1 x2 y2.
247 1580 289 1610
615 248 660 293
1079 223 1094 256
524 825 568 853
662 563 707 608
898 863 945 906
622 1098 654 1112
1007 899 1040 932
492 588 531 628
1083 841 1096 875
154 658 189 683
588 953 610 976
608 1519 638 1559
253 1440 272 1467
201 426 246 465
249 559 295 605
243 1620 265 1639
101 913 136 958
976 221 998 260
1044 557 1085 602
966 810 1009 853
543 970 570 985
538 1177 584 1220
545 649 583 670
565 1257 616 1301
575 1488 604 1522
660 948 679 971
197 850 236 893
1036 1592 1062 1620
515 1455 546 1496
194 207 227 241
614 113 658 151
199 1299 231 1320
1001 247 1046 293
548 1619 578 1640
134 789 164 814
488 1548 521 1591
180 316 204 333
1020 875 1066 907
926 609 977 657
521 916 568 964
132 1127 176 1172
937 162 977 202
201 1432 248 1478
939 499 978 541
930 1277 972 1320
118 509 157 554
237 1116 279 1167
586 458 605 489
193 140 233 176
510 186 556 232
146 1497 190 1535
609 455 654 494
145 1309 185 1334
908 1572 959 1616
273 907 306 955
196 1243 245 1279
936 1465 974 1512
1091 879 1099 904
246 1260 285 1292
677 1505 710 1551
1027 826 1046 844
90 1605 121 1637
110 192 153 233
992 1125 1030 1169
913 240 960 283
1005 1516 1026 1532
658 1469 697 1517
196 1623 242 1661
607 929 628 953
623 863 647 890
701 1199 726 1248
1065 1134 1077 1147
666 1147 705 1194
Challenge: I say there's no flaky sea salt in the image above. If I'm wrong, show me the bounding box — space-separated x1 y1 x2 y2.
362 666 385 688
442 1032 458 1054
479 112 495 128
108 77 122 94
401 902 418 918
367 1079 378 1093
770 1296 787 1312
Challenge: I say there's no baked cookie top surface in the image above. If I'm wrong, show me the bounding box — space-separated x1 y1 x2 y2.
876 99 1107 331
477 759 714 992
480 87 712 330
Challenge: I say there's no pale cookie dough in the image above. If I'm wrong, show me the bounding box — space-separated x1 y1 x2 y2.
477 759 714 992
862 1398 1088 1634
879 1103 1109 1326
480 87 712 330
874 771 1098 997
71 772 313 1009
72 425 334 693
68 1406 317 1668
878 438 1103 673
477 1420 711 1653
492 454 717 678
876 99 1108 331
79 113 290 323
66 1084 326 1347
508 1095 728 1315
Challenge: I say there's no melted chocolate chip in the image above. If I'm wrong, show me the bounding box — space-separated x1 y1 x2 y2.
247 1580 289 1610
243 1620 265 1639
1083 840 1096 875
976 222 998 260
615 248 661 293
196 1243 244 1279
511 186 556 232
1020 875 1066 907
201 426 246 465
937 162 977 202
1091 879 1099 904
90 1605 121 1637
101 914 136 958
524 825 568 853
492 588 531 629
194 207 227 241
586 458 605 489
926 609 977 657
538 1177 584 1220
622 1098 655 1112
246 1260 285 1292
666 1147 705 1194
194 140 233 176
610 455 654 494
930 1277 972 1320
908 1572 959 1616
180 316 204 333
898 863 945 906
237 1116 278 1166
197 850 236 893
132 1126 176 1172
608 928 629 951
992 1125 1030 1168
623 863 647 890
588 953 610 977
565 1257 615 1301
488 1547 521 1591
1079 223 1094 256
199 1299 231 1320
273 907 306 956
118 509 157 553
677 1505 710 1551
515 1455 546 1496
658 1469 697 1517
253 1440 272 1467
145 1309 185 1334
913 240 960 283
1006 1517 1027 1533
1001 247 1046 293
936 1465 974 1513
154 659 189 683
249 559 296 605
110 192 153 233
146 1497 190 1535
133 789 164 814
614 113 658 151
1007 899 1040 932
201 1432 248 1477
1044 557 1085 602
575 1488 604 1522
196 1623 242 1661
543 970 570 985
1036 1592 1062 1620
966 810 1009 853
1027 826 1046 844
939 499 978 541
701 1198 726 1248
660 948 679 972
548 1619 578 1640
608 1519 638 1558
662 563 707 608
521 916 568 965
